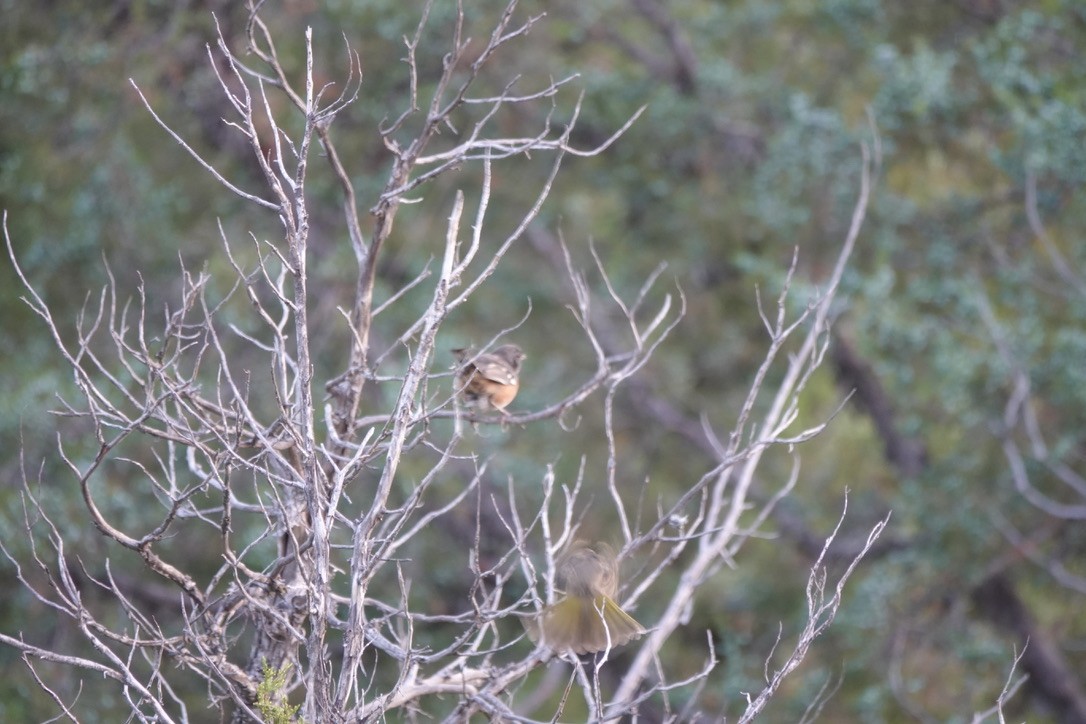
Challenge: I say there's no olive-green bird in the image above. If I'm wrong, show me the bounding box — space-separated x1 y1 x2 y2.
528 541 645 654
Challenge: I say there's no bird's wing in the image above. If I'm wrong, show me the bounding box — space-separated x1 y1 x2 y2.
473 355 518 385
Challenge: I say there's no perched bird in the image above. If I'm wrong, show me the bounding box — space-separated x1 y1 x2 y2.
528 541 645 654
451 344 525 413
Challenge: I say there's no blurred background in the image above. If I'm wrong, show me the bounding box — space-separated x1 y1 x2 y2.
2 0 1085 720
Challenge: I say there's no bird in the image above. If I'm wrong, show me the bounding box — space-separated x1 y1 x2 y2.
527 541 645 654
451 344 525 413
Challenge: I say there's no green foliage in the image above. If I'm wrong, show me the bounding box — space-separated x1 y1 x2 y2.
256 660 301 724
873 40 961 131
3 0 1086 720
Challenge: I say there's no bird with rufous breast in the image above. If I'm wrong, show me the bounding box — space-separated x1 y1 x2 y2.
451 344 525 413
